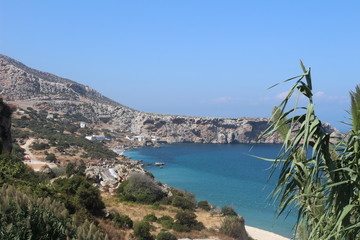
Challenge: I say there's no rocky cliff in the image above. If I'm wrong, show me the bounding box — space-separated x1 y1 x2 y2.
0 54 314 144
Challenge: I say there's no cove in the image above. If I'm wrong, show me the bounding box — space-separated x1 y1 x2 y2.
125 143 296 238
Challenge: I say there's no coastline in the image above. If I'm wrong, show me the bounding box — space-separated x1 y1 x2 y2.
246 225 291 240
122 146 294 240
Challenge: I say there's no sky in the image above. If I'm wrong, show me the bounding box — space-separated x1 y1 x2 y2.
1 1 359 131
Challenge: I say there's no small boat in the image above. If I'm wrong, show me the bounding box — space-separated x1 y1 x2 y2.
154 162 165 166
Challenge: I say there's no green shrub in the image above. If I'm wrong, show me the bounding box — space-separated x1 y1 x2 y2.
193 222 205 231
134 221 154 240
51 166 66 177
156 231 177 240
45 153 57 162
0 154 48 186
175 210 197 226
11 128 30 139
118 173 166 204
159 197 172 205
53 175 105 214
197 201 211 211
173 210 204 232
220 216 248 239
151 202 165 210
0 185 108 240
171 196 196 210
111 212 133 229
144 213 158 222
12 143 26 159
221 205 237 216
172 223 190 232
157 215 174 229
31 142 50 150
66 160 86 176
120 193 136 202
0 185 75 239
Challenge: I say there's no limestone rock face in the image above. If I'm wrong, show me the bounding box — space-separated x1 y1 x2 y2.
0 54 338 144
130 114 278 143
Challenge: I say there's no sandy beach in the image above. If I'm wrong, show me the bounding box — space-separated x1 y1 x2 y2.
246 225 290 240
178 226 290 240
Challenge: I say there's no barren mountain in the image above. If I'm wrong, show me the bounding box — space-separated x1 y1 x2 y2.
0 54 296 144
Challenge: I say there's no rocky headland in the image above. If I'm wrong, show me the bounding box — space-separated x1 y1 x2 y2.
0 54 339 144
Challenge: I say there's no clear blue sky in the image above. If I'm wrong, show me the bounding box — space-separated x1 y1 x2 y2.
1 1 359 131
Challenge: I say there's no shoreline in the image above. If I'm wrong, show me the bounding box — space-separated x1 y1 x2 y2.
122 148 293 240
246 225 291 240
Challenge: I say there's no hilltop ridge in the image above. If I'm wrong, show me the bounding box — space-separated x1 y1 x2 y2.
0 54 331 144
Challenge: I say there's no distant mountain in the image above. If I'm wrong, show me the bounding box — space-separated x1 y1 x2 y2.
0 54 314 144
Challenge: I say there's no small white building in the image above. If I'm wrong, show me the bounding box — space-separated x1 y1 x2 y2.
46 113 54 119
125 135 146 142
85 135 106 141
134 136 146 142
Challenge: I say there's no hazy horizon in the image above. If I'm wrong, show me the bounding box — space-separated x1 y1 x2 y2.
1 1 359 132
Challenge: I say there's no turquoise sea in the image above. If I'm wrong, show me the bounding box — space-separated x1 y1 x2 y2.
124 143 296 238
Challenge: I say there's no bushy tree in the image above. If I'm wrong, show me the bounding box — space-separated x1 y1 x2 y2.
220 216 248 240
197 200 211 211
46 152 57 162
31 141 50 150
134 221 154 240
110 212 133 229
156 231 177 240
171 196 196 210
157 215 174 229
173 210 204 232
118 173 166 204
66 160 86 176
144 213 158 222
221 205 237 216
54 175 105 214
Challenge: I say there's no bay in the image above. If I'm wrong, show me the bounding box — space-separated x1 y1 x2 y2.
124 143 296 238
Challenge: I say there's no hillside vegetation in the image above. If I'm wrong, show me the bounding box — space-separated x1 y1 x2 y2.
0 101 251 240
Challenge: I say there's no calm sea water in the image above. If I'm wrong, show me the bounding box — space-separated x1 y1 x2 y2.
124 143 296 238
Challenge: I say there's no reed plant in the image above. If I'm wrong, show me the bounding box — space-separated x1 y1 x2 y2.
261 62 360 239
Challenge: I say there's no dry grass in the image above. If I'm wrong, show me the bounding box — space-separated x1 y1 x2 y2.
102 194 234 240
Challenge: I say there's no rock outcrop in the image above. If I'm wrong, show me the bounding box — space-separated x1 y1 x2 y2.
0 54 338 144
86 160 171 194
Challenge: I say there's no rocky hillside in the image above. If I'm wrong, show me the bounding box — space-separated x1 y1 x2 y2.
0 54 329 144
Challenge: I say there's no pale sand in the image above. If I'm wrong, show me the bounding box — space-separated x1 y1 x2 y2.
246 225 290 240
178 226 291 240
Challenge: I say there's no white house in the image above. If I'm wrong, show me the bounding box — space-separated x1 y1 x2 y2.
125 135 146 142
85 135 106 141
134 136 146 142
